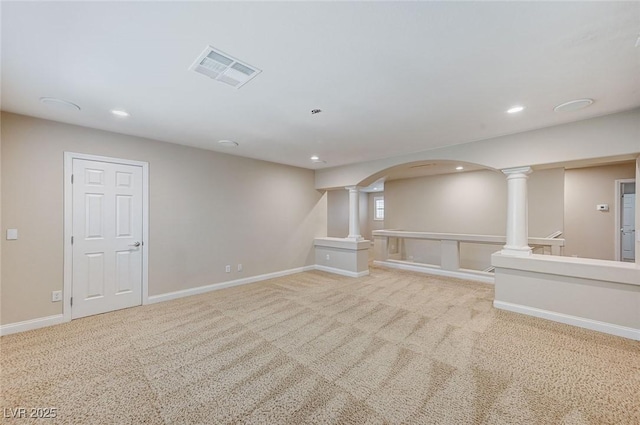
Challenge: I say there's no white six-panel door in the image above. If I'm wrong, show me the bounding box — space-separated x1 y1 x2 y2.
72 158 143 319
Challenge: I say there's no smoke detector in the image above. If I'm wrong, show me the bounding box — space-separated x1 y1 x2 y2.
190 46 261 89
40 97 81 111
554 99 594 113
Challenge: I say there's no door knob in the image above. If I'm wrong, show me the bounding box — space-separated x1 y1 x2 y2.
129 241 141 247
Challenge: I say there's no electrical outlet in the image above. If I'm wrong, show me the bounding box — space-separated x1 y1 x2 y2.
225 265 231 273
237 264 243 272
325 254 330 261
52 290 62 302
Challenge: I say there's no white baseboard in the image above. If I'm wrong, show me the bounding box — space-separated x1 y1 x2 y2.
0 314 66 337
314 265 370 278
374 260 494 284
2 264 363 336
493 300 640 341
147 265 316 304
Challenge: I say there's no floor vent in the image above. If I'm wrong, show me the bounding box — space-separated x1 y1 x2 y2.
190 46 261 89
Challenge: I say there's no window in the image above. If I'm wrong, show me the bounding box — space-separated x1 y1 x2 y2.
374 196 384 220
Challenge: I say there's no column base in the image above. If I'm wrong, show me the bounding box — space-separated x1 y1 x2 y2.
500 246 532 256
347 235 364 241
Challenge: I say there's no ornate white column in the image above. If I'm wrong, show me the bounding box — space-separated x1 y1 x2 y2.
501 167 532 256
346 186 363 241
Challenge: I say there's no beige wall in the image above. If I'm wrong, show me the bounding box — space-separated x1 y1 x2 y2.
564 162 636 260
1 112 327 325
385 168 564 236
327 190 348 238
316 108 640 189
382 168 564 270
385 170 506 234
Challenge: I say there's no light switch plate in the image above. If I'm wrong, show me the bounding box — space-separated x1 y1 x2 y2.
6 229 18 240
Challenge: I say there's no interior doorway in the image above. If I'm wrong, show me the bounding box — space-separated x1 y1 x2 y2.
64 152 149 321
615 179 635 262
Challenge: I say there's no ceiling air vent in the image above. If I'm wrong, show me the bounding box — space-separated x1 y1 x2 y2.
190 46 261 89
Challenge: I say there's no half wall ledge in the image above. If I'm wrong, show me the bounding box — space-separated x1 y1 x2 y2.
314 237 370 278
492 252 640 341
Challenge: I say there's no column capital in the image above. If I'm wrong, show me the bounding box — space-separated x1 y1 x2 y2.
501 167 533 177
345 186 361 193
501 166 532 179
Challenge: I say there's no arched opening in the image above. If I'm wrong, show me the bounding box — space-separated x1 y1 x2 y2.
325 159 569 278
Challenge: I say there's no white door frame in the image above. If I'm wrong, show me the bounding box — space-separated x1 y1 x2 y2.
63 152 150 322
614 178 635 261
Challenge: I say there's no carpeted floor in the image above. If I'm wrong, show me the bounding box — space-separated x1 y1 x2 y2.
1 267 639 424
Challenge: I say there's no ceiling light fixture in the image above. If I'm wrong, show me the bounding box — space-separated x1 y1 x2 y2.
39 97 81 111
553 98 594 113
218 140 239 147
456 166 464 171
111 109 130 117
506 106 524 114
310 155 320 161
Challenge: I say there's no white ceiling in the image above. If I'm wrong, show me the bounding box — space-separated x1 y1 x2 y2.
2 2 639 170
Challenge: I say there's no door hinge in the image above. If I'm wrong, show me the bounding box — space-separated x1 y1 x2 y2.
71 174 74 184
71 236 74 245
70 297 73 307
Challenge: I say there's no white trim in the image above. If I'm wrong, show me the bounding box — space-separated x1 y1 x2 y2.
491 252 639 286
2 266 318 335
374 260 494 284
0 315 65 336
314 237 370 250
314 265 370 278
493 300 640 341
63 152 150 323
614 178 635 262
147 266 315 304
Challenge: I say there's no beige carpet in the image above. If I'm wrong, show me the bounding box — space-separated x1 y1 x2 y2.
1 267 639 424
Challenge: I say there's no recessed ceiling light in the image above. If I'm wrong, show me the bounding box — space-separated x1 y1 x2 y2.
456 166 464 171
218 140 239 147
39 97 81 111
111 109 130 117
553 99 594 113
506 106 524 114
310 155 320 161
